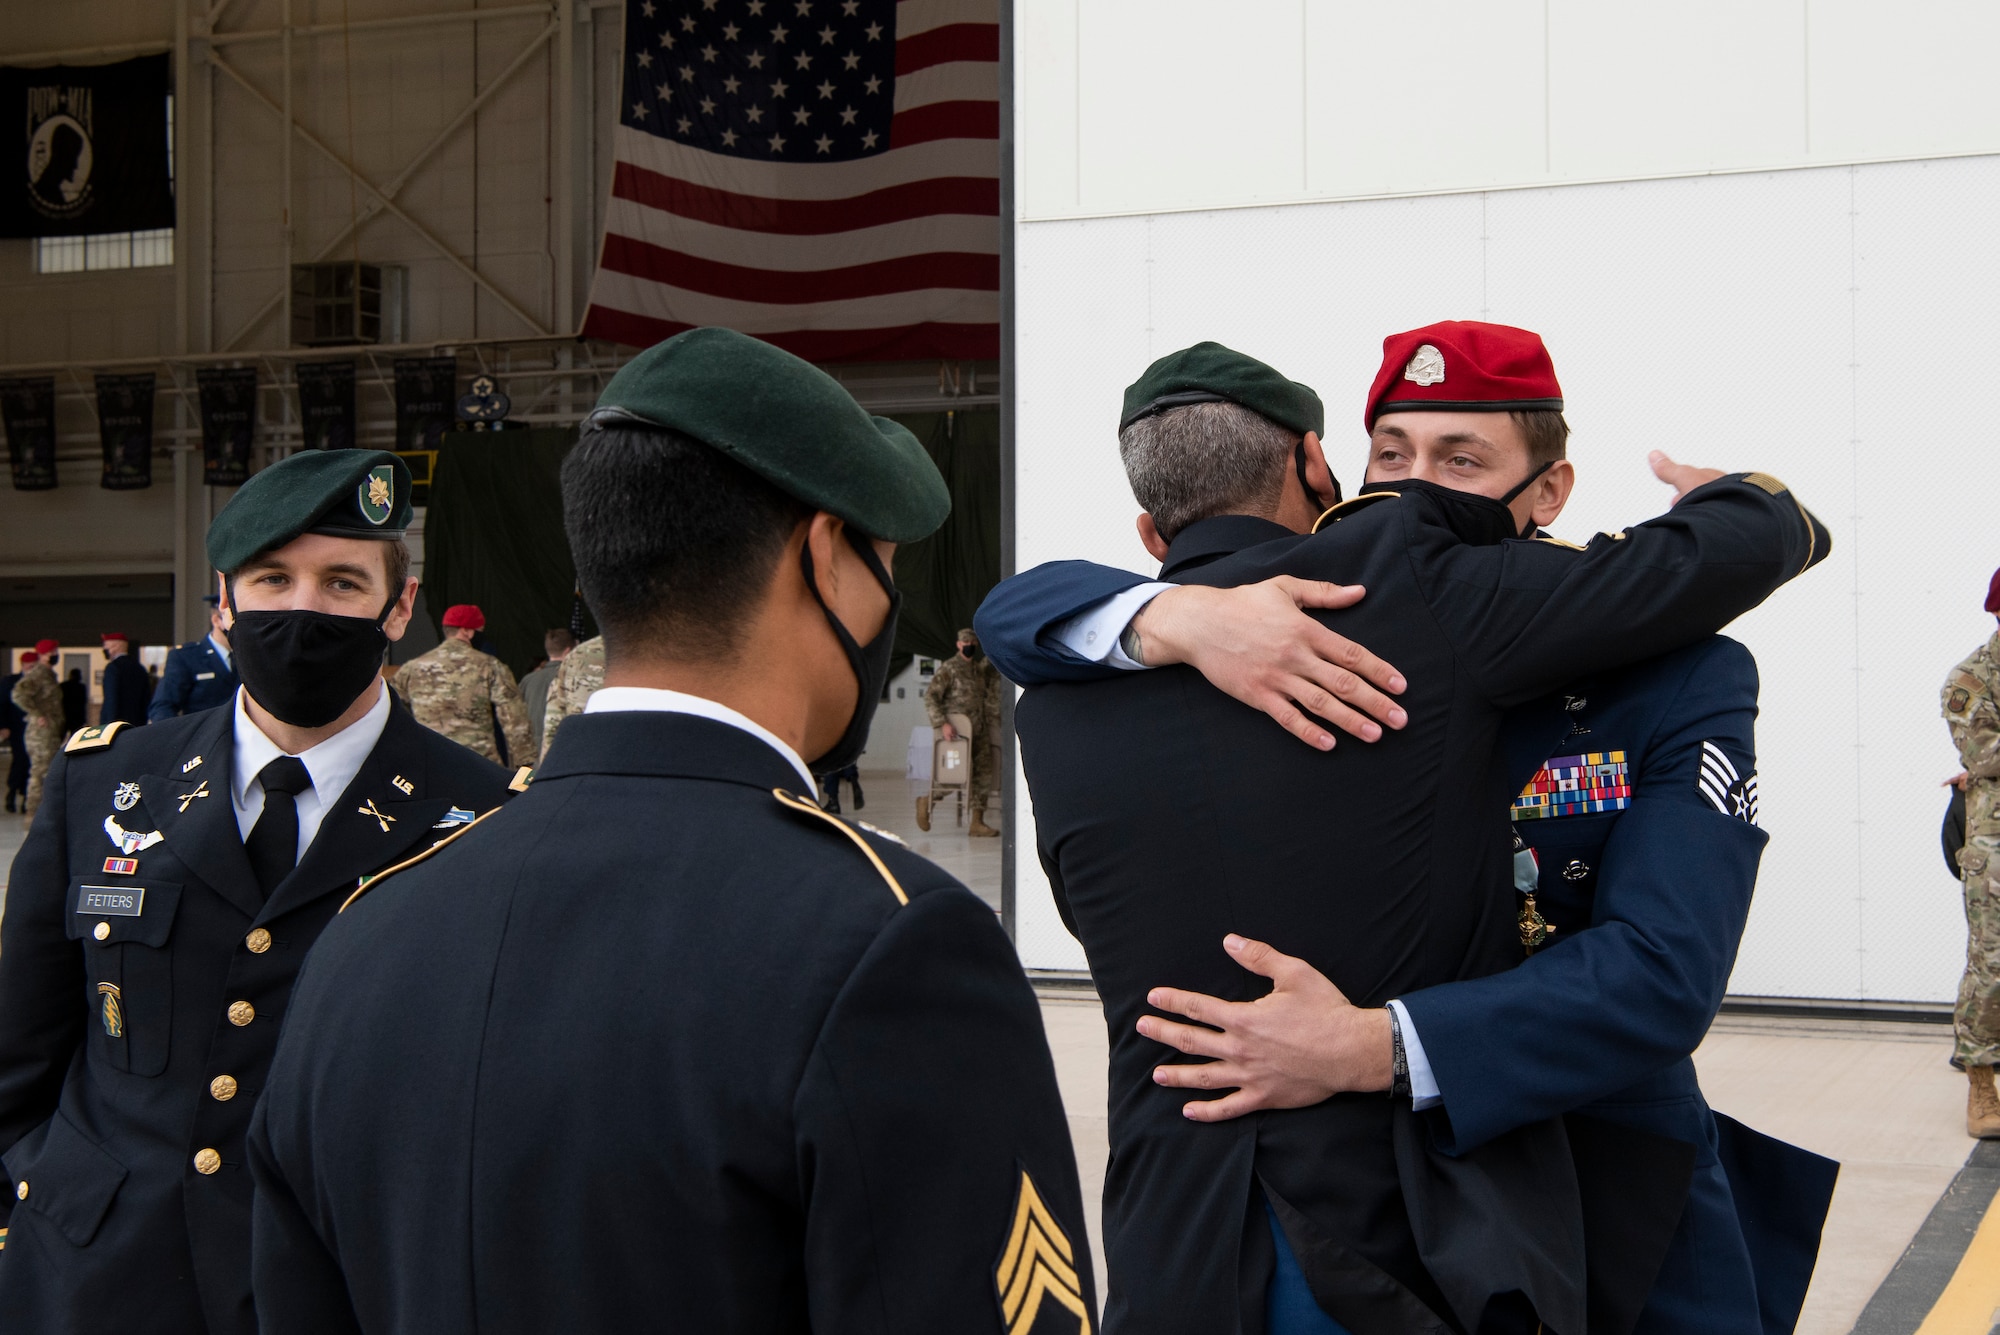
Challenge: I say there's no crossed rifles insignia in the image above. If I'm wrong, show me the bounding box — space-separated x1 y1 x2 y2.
994 1169 1090 1335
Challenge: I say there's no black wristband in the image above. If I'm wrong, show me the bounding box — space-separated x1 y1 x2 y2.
1387 1006 1411 1100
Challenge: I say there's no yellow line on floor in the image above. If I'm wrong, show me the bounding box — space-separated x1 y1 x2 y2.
1913 1173 2000 1335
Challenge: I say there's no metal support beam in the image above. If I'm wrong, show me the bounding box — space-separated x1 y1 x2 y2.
222 20 558 351
208 4 552 46
555 0 576 335
210 43 553 343
279 0 293 352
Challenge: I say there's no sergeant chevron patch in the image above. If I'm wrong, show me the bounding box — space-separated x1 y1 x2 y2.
1511 751 1630 821
995 1168 1090 1335
1698 741 1759 824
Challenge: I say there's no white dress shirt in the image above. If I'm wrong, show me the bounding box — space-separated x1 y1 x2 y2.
1048 582 1173 670
230 683 392 862
584 686 817 792
1047 584 1448 1109
207 631 232 671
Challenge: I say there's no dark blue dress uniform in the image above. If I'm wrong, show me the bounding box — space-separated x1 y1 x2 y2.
1401 639 1837 1335
247 710 1095 1335
101 653 153 727
148 638 238 721
0 700 515 1335
977 476 1829 1335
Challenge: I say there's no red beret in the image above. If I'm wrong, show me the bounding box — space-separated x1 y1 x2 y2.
1985 569 2000 614
441 604 486 630
101 632 129 644
1365 320 1564 429
34 638 58 656
20 652 38 665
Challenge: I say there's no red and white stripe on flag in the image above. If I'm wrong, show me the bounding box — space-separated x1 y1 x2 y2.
581 0 999 361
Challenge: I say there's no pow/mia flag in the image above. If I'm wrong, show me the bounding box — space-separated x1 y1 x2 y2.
0 54 175 238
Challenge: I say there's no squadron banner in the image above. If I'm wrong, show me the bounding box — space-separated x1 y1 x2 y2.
296 358 356 451
1 375 56 491
95 371 154 491
197 365 257 486
0 54 175 239
393 356 456 451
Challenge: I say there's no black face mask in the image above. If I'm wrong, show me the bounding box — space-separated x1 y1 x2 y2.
960 644 983 661
802 528 901 777
1359 460 1554 543
228 599 393 729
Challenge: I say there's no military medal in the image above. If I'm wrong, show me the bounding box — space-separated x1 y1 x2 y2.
1518 893 1555 954
102 857 138 875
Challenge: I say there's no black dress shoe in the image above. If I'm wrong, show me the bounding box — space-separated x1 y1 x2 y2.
851 781 865 810
821 795 841 814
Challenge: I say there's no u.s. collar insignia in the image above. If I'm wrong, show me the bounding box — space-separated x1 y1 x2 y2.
1403 343 1445 386
112 782 140 811
358 798 397 832
359 466 395 526
994 1168 1090 1335
391 774 414 796
182 755 203 774
103 815 164 855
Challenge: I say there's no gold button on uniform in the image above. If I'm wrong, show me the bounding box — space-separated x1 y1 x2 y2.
245 928 272 954
14 1181 25 1200
227 1000 255 1027
93 921 110 941
193 1149 222 1176
210 1075 239 1102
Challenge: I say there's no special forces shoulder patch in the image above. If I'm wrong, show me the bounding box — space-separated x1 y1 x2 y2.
994 1167 1090 1335
1698 741 1758 824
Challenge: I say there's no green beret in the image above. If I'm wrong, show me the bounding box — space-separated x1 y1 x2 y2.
591 327 950 544
207 449 412 573
1118 342 1324 439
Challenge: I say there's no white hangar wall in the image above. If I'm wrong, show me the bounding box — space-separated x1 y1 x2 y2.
1010 156 1995 1000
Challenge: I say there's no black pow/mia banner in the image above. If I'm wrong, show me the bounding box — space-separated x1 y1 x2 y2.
394 357 457 451
296 358 356 451
1 375 56 491
0 54 175 238
197 366 257 487
96 371 154 490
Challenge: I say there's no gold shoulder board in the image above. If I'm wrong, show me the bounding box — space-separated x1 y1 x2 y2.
508 766 533 792
1534 535 1588 551
64 722 128 754
771 789 908 906
339 808 499 913
1741 472 1788 496
1310 490 1398 535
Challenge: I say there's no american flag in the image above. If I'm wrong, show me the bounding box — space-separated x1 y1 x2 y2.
580 0 999 361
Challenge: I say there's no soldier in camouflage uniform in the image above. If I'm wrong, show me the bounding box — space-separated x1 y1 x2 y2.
10 640 65 823
392 603 533 767
920 627 1002 837
539 633 605 761
1943 571 2000 1139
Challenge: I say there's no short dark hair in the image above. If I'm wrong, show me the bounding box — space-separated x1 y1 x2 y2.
562 420 811 662
544 627 577 655
1510 409 1570 466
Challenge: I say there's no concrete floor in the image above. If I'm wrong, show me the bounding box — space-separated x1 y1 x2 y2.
0 798 1984 1333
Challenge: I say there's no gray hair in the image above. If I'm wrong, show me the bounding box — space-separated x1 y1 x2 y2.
1117 401 1298 542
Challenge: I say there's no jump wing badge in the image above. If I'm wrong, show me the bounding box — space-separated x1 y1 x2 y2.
994 1168 1090 1335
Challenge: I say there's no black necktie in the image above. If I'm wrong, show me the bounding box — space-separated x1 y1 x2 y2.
246 756 313 898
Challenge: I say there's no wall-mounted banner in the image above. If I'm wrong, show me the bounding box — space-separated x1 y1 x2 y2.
0 54 175 239
296 358 356 450
1 375 56 491
196 365 257 487
393 356 456 451
96 371 153 491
